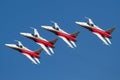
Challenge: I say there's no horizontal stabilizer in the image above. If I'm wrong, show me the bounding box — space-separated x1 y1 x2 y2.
49 38 58 45
106 27 115 34
71 31 80 38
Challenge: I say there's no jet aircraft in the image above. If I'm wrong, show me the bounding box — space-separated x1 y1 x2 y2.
20 28 58 56
41 21 80 48
5 40 42 64
75 17 115 45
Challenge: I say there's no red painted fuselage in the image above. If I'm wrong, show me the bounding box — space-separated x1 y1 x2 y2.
16 48 39 58
56 31 76 41
32 38 54 48
91 28 111 38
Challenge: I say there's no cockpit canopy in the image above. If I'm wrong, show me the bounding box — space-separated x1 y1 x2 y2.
87 23 94 27
17 44 23 48
32 34 38 38
53 26 59 30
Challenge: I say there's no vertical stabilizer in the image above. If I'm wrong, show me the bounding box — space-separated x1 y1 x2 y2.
106 27 115 34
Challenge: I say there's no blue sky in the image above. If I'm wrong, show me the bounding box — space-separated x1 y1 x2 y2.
0 0 120 80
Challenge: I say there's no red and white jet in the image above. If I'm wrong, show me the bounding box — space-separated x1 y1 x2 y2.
41 22 80 48
75 17 115 45
5 40 42 64
20 28 58 56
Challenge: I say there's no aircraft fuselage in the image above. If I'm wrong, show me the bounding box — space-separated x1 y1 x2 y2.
28 37 54 48
47 29 76 41
10 46 39 58
91 28 111 38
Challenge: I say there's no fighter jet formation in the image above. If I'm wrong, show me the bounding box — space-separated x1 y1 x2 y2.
5 17 115 64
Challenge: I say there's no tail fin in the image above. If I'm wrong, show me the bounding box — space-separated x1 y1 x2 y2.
71 31 80 38
49 38 58 45
34 48 43 54
106 27 115 34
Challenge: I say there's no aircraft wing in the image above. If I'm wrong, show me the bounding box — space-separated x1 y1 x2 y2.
34 57 40 64
105 37 111 44
37 43 51 56
59 36 74 48
39 37 48 42
70 40 77 47
92 32 109 45
59 29 68 34
94 25 103 31
23 53 38 64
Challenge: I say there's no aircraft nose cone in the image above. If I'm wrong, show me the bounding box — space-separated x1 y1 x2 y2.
5 44 15 48
41 26 48 29
20 32 32 37
20 32 27 36
75 22 81 24
41 26 54 30
5 44 10 47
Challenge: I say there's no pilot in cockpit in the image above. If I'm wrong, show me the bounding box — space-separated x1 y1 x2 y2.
87 23 94 27
17 44 23 48
32 34 38 38
53 26 59 30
